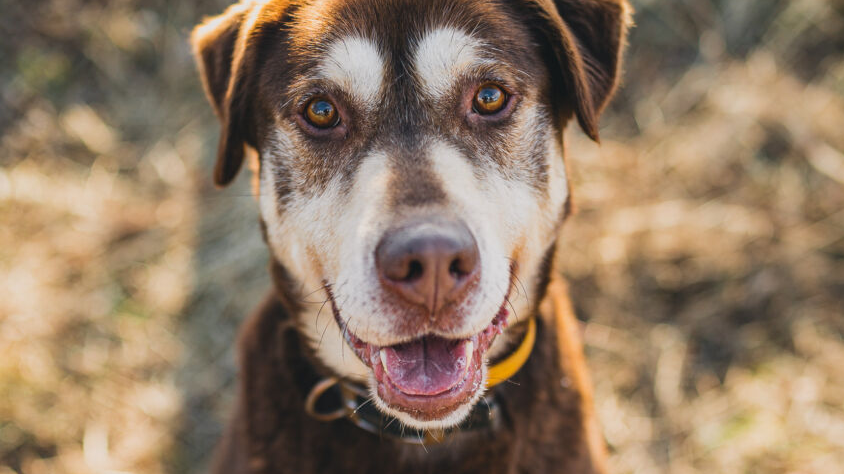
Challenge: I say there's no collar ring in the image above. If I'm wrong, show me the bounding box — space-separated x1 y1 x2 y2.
303 377 348 421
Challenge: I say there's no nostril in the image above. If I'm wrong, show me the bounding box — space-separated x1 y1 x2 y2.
405 259 424 282
448 258 466 278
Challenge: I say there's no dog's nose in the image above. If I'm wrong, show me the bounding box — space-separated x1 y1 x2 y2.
376 217 480 315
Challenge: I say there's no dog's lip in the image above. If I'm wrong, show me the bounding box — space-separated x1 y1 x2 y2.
330 293 510 420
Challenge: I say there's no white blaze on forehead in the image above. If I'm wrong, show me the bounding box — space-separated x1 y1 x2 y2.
317 36 385 107
413 26 488 97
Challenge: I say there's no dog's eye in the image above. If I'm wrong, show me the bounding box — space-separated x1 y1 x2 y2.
473 83 507 115
304 98 339 128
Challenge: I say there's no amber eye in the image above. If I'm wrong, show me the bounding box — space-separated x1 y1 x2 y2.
304 97 339 128
473 83 507 115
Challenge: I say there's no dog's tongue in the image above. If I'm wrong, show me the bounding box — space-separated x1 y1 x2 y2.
380 336 471 396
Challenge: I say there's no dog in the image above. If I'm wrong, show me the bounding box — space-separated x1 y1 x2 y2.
191 0 630 472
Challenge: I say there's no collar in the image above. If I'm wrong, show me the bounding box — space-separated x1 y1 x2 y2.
486 316 536 388
303 317 537 445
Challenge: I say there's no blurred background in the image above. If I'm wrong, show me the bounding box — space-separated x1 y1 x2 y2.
1 0 843 472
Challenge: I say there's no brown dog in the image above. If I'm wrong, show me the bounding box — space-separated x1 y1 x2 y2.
191 0 630 472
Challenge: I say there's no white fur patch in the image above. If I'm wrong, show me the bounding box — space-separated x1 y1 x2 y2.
260 131 394 382
318 36 385 107
412 26 489 97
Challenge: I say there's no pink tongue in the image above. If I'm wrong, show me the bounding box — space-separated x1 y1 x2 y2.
381 336 469 396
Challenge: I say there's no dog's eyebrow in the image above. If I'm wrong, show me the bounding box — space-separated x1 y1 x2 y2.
412 26 494 97
315 36 386 107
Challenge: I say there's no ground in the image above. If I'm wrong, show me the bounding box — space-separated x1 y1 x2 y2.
1 0 843 473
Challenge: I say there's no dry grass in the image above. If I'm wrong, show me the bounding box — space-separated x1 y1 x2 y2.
1 0 843 473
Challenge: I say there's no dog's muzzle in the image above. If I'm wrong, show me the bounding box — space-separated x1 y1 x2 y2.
304 317 537 444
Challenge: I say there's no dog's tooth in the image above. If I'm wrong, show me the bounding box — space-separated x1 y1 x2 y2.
463 340 474 368
379 350 389 373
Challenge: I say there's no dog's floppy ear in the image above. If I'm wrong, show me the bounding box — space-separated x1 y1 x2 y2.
191 2 263 187
527 0 631 141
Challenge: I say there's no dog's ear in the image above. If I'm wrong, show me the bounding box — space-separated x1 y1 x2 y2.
527 0 631 141
191 2 263 187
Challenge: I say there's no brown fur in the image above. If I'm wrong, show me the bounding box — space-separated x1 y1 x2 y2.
191 0 631 472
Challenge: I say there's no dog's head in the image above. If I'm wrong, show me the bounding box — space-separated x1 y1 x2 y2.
192 0 629 429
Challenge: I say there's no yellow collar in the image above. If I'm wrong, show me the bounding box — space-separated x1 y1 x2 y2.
486 317 537 388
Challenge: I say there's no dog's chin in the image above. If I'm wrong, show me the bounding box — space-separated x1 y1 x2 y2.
368 365 487 430
334 304 509 430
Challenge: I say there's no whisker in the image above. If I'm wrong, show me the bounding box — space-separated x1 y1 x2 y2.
351 318 364 359
512 273 529 307
341 312 353 362
426 427 441 444
384 416 398 431
353 396 374 414
487 377 521 387
504 295 521 323
419 433 429 453
316 298 336 350
300 283 330 303
314 297 330 335
482 396 492 413
504 257 529 308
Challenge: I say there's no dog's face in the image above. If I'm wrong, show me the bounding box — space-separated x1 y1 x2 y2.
193 0 628 429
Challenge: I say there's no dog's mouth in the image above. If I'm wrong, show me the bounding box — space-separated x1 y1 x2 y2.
331 297 510 423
